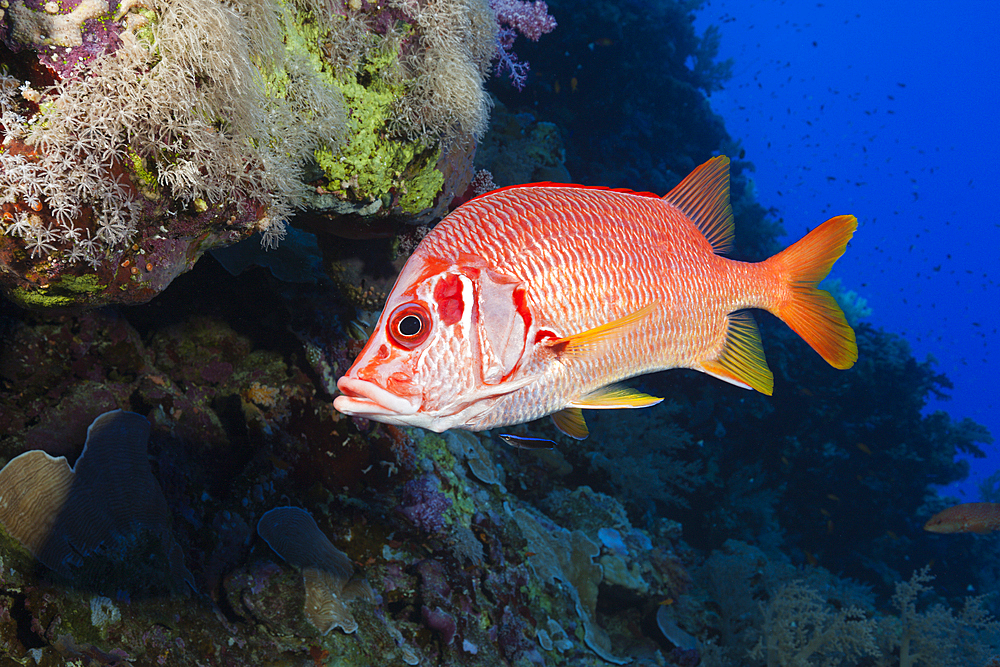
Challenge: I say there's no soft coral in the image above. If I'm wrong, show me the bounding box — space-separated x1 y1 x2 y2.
489 0 556 89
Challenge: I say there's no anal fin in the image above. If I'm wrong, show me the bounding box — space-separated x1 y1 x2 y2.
570 384 663 409
699 311 774 395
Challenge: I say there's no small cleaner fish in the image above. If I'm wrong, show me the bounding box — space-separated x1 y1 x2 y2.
334 156 858 437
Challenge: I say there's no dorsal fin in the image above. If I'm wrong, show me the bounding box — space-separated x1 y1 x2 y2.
473 182 664 202
662 155 734 255
698 310 774 395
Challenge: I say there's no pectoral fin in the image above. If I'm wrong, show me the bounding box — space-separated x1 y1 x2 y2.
549 302 658 357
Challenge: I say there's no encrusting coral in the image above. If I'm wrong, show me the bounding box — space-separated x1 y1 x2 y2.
0 0 345 307
512 506 630 664
0 0 552 309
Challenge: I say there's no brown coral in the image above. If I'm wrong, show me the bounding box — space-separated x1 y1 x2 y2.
0 410 192 592
257 506 373 635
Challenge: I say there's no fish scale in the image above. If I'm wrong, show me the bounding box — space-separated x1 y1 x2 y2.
334 156 858 437
432 189 737 368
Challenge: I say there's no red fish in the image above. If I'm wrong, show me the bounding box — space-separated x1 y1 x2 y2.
334 156 858 436
924 503 1000 534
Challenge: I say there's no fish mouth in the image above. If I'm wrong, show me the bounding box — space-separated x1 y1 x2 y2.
334 376 419 418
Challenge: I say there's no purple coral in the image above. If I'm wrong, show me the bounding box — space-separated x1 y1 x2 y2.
490 0 557 90
399 475 452 533
495 605 544 664
491 0 556 41
422 605 457 645
417 560 451 601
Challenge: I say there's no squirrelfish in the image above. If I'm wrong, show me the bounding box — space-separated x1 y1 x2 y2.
924 502 1000 534
334 156 858 437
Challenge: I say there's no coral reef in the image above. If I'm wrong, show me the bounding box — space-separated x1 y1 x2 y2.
876 566 1000 667
0 188 996 665
0 1 997 666
0 0 547 309
0 270 699 663
256 506 367 634
1 0 341 307
0 409 191 594
750 581 879 666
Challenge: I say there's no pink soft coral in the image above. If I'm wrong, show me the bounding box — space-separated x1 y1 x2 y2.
490 0 556 41
490 0 556 89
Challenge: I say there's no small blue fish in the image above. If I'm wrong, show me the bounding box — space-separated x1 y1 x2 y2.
499 433 556 450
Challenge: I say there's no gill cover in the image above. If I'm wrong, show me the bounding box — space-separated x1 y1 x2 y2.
420 262 531 386
475 268 529 385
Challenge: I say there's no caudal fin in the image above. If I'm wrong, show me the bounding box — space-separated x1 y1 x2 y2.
768 215 859 369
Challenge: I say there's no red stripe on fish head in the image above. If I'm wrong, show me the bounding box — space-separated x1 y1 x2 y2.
396 255 454 300
349 341 420 395
514 285 532 332
434 273 464 326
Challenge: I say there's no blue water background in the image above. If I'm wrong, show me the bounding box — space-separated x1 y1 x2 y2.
694 0 1000 500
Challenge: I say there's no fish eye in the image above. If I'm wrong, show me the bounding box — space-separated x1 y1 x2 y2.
387 303 431 349
398 315 421 336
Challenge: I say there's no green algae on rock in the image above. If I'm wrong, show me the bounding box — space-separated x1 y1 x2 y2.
0 0 498 309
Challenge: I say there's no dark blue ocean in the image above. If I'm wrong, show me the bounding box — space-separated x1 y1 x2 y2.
692 0 1000 501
